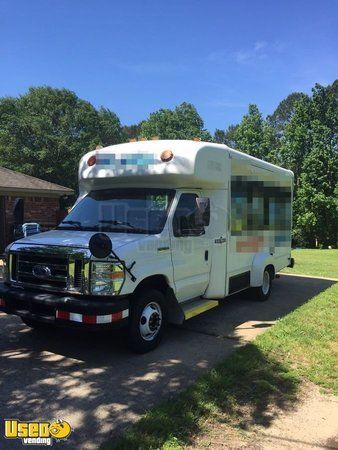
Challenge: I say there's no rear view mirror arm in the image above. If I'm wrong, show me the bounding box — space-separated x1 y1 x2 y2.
110 250 137 282
89 232 137 282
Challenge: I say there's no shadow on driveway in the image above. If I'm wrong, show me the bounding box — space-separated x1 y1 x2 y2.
0 274 335 449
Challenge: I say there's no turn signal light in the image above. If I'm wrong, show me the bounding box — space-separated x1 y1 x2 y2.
111 272 124 280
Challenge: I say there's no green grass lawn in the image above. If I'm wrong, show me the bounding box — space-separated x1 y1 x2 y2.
102 273 338 449
282 249 338 278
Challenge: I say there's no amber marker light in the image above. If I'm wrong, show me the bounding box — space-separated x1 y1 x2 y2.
87 155 97 166
111 272 124 280
160 150 174 162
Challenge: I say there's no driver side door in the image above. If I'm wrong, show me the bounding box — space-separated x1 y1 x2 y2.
170 193 211 302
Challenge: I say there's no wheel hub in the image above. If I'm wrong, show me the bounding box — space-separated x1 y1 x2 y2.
139 302 162 341
262 270 270 295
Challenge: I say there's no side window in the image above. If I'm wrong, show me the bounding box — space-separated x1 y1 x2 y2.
173 194 204 237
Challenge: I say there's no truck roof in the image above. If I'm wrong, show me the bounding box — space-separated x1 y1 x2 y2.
79 140 293 192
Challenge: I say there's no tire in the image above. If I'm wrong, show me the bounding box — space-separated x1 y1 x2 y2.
128 289 166 353
21 317 49 330
251 267 273 302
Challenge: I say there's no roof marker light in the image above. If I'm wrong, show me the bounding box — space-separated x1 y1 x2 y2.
161 150 174 162
87 155 97 166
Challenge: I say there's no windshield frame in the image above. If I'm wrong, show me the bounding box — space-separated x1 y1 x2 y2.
57 187 175 235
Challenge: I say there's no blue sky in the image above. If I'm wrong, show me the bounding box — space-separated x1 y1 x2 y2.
1 0 337 132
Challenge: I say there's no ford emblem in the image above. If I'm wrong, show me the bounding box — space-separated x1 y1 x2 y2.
32 265 52 279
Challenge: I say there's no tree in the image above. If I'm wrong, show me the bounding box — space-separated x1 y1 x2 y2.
213 128 226 144
0 87 124 190
267 92 308 136
331 78 338 101
279 83 338 247
280 83 337 187
234 104 275 160
214 124 239 148
122 122 144 141
140 102 212 141
224 124 240 148
311 83 337 143
293 124 338 247
279 96 313 186
289 83 338 246
262 122 281 165
97 107 124 147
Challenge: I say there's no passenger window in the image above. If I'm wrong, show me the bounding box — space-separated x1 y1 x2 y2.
173 194 205 237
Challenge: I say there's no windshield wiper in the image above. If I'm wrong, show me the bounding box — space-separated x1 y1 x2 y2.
91 221 146 233
58 220 146 233
57 220 84 230
98 220 136 229
61 220 82 227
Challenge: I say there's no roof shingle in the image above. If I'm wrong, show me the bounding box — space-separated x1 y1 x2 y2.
0 167 73 196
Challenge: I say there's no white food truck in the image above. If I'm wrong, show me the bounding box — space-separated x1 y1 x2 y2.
0 140 294 352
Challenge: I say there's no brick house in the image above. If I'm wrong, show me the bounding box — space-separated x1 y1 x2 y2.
0 167 73 253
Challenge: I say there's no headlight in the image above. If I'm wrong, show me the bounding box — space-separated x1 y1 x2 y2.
90 262 125 296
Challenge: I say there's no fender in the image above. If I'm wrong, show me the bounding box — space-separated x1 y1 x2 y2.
250 252 275 287
132 275 184 325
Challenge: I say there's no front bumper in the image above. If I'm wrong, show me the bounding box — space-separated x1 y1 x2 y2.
0 282 129 330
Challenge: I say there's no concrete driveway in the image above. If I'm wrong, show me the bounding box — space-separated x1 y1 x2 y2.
0 275 335 450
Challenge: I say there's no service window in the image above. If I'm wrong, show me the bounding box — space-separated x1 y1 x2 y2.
173 193 205 237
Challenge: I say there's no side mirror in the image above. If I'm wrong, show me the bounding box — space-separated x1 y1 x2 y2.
196 197 210 226
89 233 112 259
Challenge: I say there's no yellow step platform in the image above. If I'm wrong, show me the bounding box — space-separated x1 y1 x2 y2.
182 298 219 320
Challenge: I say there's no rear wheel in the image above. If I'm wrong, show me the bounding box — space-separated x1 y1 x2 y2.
251 267 273 301
128 289 166 353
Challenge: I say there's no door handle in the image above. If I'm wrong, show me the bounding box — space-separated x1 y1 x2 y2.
205 250 209 261
214 237 226 244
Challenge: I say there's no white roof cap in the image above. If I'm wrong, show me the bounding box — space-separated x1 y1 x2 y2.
79 140 293 192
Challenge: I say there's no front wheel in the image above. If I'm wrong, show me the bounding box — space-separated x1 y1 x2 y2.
251 267 273 301
128 289 166 353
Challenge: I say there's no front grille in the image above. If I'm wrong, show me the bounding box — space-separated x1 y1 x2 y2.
74 259 83 289
16 253 68 290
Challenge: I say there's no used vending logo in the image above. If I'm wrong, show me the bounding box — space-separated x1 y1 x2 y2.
4 419 72 446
